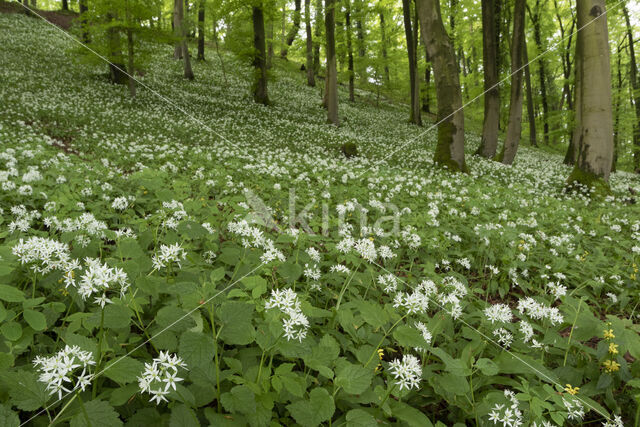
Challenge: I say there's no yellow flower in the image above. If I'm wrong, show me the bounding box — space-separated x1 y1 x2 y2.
602 360 620 373
564 384 580 395
603 329 615 340
377 348 384 360
608 343 619 355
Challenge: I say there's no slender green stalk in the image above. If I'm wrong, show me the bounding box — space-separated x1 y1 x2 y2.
208 304 221 411
50 393 78 426
336 260 362 310
92 308 105 399
563 299 583 366
365 314 408 368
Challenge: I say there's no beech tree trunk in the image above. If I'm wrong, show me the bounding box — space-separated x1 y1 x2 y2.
567 0 613 187
197 0 205 61
613 51 622 172
107 13 127 85
380 10 390 83
476 0 500 158
62 0 68 11
304 0 315 86
173 0 182 59
313 0 322 76
622 3 640 172
281 0 302 59
523 38 537 147
499 0 525 165
175 0 194 80
403 0 422 126
528 1 549 145
253 5 270 105
79 0 89 43
325 0 339 125
416 0 466 172
423 46 431 112
346 1 355 101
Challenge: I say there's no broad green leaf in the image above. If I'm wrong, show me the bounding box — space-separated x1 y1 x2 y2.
70 399 122 427
475 358 499 376
103 357 144 385
0 285 24 303
0 404 19 427
220 385 256 415
286 388 335 427
1 322 22 341
23 309 47 331
393 325 426 349
335 361 373 395
390 401 434 427
345 409 376 426
1 371 48 411
169 403 199 427
218 302 255 345
179 330 215 369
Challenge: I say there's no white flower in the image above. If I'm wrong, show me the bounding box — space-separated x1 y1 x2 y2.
152 243 187 270
33 345 95 400
388 354 422 391
138 351 187 405
484 303 513 324
111 196 129 210
354 238 377 262
265 289 309 341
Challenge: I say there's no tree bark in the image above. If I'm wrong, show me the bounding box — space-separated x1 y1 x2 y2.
253 5 270 105
567 0 613 187
313 0 322 76
423 45 431 112
79 0 89 43
476 0 500 158
197 0 205 61
403 0 422 126
281 0 302 59
379 10 390 83
416 0 466 171
346 1 355 101
612 51 622 172
62 0 68 11
175 0 194 79
325 0 339 125
173 0 182 59
126 28 136 97
499 0 525 165
107 12 127 85
305 0 315 86
622 3 640 172
523 37 537 147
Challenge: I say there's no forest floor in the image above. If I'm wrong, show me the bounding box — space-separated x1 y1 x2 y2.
0 11 639 427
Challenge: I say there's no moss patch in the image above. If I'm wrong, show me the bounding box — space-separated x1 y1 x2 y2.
565 166 611 197
340 142 358 158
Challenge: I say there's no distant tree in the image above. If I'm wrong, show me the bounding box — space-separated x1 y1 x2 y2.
325 0 339 124
476 0 500 158
62 0 68 11
281 0 302 59
402 0 422 125
378 6 390 83
523 37 537 147
527 0 550 145
253 3 270 105
197 0 205 61
175 0 194 79
416 0 466 171
305 0 315 86
566 0 613 189
498 0 525 165
622 3 640 172
313 0 322 75
345 0 355 101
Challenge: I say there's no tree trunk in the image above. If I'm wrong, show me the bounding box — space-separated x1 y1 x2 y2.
325 0 339 125
62 0 68 11
313 0 322 76
612 51 622 172
423 45 431 112
523 37 537 147
253 5 270 105
126 27 136 97
107 13 127 85
403 0 422 126
476 0 500 158
281 0 302 59
622 3 640 172
267 17 274 69
380 10 390 83
173 0 182 59
498 0 525 165
305 0 315 86
345 1 355 101
528 1 549 145
567 0 613 188
175 0 194 79
197 0 205 61
79 0 89 43
416 0 466 172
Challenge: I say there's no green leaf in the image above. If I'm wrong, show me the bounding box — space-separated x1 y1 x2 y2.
475 358 499 376
345 409 376 427
103 304 133 330
169 403 199 427
220 385 256 415
430 348 471 376
356 300 388 329
241 276 267 298
286 388 335 427
335 361 373 395
218 302 255 345
0 285 25 303
179 330 214 369
0 321 22 341
277 261 303 283
1 371 48 411
70 399 122 427
23 309 47 331
103 357 144 385
393 325 426 349
390 400 434 427
0 404 19 427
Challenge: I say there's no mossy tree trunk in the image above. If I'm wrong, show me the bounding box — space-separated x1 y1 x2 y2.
173 0 182 59
107 12 127 85
325 0 339 125
416 0 466 172
79 0 89 43
499 0 525 165
423 45 431 112
567 0 613 189
305 0 315 86
175 0 194 80
281 0 302 59
379 10 390 83
197 0 205 61
476 0 500 158
622 3 640 172
313 0 322 76
524 38 537 147
528 0 550 145
252 5 270 105
402 0 422 126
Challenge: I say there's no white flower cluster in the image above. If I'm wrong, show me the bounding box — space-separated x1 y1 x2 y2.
12 236 77 276
44 212 108 238
388 354 422 391
378 273 398 293
354 238 377 262
78 258 130 307
563 397 585 421
152 243 187 270
111 196 131 211
484 303 513 324
602 415 624 427
413 321 432 353
493 327 514 348
8 204 40 232
33 345 95 400
160 200 189 230
138 351 188 405
488 390 523 426
265 288 309 341
227 220 285 263
517 297 564 325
